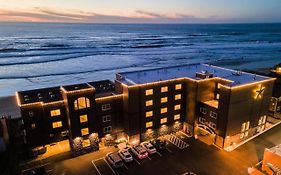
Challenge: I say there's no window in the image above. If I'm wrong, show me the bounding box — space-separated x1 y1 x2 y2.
146 121 153 128
175 84 182 90
81 128 89 136
146 100 153 106
217 83 222 89
161 107 167 114
174 114 180 120
52 121 62 128
175 94 181 100
74 97 90 110
80 115 88 123
200 107 207 114
50 109 61 117
216 93 220 100
31 123 36 129
160 118 167 124
174 104 181 110
103 126 112 134
199 117 206 124
161 86 168 93
29 111 34 117
82 139 90 147
210 111 217 119
209 122 216 129
146 111 153 118
161 97 168 103
240 121 250 139
102 115 111 122
257 116 267 132
145 89 153 96
102 104 111 111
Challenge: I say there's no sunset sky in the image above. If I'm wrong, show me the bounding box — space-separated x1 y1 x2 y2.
0 0 280 23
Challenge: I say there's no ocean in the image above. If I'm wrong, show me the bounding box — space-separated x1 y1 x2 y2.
0 23 280 96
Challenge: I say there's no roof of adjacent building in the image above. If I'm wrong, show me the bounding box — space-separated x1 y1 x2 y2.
0 96 21 118
17 87 63 105
117 63 271 87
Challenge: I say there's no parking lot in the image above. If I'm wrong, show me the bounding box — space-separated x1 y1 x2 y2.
31 124 281 175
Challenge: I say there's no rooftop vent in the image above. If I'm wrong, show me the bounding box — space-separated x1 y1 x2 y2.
50 94 55 98
74 86 78 90
196 70 214 79
232 70 242 76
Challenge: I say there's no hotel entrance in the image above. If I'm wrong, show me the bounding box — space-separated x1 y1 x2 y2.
195 124 216 145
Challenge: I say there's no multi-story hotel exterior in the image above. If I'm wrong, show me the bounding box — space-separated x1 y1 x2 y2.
15 63 276 155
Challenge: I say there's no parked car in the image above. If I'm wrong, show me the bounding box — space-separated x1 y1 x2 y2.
106 152 124 168
150 139 167 150
141 142 157 154
118 149 133 162
130 145 148 159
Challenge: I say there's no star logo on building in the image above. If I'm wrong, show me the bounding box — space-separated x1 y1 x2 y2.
255 85 265 99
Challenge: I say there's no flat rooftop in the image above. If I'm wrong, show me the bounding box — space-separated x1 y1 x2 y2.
117 63 270 87
269 144 281 157
17 87 63 105
88 80 116 98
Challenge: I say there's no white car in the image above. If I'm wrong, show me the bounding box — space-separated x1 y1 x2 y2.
130 145 148 159
106 152 124 168
118 149 133 162
141 142 157 154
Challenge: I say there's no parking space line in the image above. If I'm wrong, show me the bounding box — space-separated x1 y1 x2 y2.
166 147 173 153
123 163 128 170
156 151 163 157
147 156 152 160
103 158 116 175
91 160 102 175
133 157 141 165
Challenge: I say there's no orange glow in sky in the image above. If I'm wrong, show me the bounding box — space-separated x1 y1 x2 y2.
0 0 280 23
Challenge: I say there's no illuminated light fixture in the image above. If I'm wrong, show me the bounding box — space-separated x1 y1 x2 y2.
254 85 265 99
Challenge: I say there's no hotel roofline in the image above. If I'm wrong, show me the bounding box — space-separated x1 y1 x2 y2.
117 63 274 88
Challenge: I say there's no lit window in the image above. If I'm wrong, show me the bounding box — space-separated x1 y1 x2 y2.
146 100 153 106
103 126 112 134
174 114 180 120
146 121 153 128
199 117 206 124
200 107 207 114
161 97 168 103
175 84 182 90
80 115 88 123
81 128 89 136
209 122 216 129
82 139 90 147
240 121 250 139
102 115 111 122
210 111 217 119
50 109 61 117
161 86 168 93
174 104 181 110
146 111 153 118
160 118 167 124
102 104 111 111
52 121 62 128
145 89 153 96
175 94 181 100
216 94 220 100
74 97 90 110
161 107 167 114
262 116 266 124
31 123 36 129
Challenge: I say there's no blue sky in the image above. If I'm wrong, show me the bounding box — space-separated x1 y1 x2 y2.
0 0 280 23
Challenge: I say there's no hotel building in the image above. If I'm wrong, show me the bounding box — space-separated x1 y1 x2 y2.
15 63 275 154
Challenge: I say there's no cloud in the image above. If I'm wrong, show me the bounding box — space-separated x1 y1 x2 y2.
0 7 214 23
